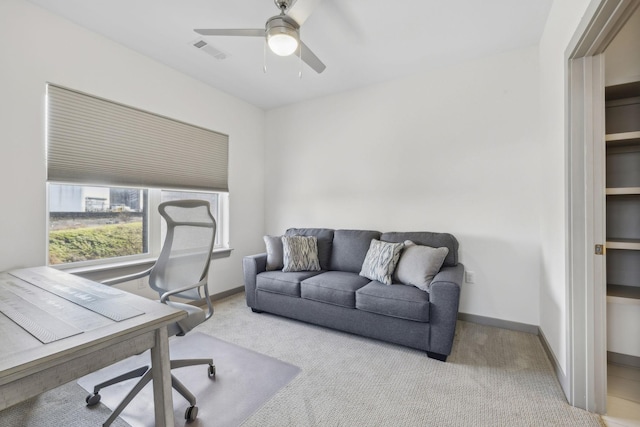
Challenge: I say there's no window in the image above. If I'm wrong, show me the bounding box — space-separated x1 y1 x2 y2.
48 184 148 265
45 84 230 268
48 184 226 266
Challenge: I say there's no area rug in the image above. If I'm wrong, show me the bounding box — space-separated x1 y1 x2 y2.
77 332 300 427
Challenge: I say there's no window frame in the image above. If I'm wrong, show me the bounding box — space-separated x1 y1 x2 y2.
47 182 229 272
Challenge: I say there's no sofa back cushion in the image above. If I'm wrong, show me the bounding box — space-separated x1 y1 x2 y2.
285 228 334 270
380 231 459 267
330 229 381 273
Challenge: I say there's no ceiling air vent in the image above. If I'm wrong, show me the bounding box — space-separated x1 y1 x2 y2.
191 39 229 60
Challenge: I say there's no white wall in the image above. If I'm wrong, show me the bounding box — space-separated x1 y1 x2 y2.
0 0 266 294
538 0 599 380
265 46 543 326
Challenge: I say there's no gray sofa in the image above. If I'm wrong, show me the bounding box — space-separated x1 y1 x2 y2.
242 228 464 361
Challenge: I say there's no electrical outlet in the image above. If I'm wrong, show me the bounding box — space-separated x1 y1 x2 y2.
465 271 475 284
137 278 146 290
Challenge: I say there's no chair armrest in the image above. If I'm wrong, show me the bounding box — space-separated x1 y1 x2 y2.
243 253 267 308
101 267 152 286
428 263 464 356
159 278 214 319
159 279 207 303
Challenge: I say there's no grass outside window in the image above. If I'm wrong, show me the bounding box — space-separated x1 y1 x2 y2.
49 222 143 265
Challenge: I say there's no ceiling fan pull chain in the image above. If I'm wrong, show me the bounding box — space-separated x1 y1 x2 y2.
298 29 302 79
263 40 268 73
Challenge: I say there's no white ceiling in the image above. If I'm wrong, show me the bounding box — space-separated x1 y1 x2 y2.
27 0 553 110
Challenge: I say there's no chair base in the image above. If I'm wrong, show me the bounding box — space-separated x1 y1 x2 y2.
87 358 215 427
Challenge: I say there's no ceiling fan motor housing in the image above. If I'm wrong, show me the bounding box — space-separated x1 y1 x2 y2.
266 15 300 56
266 15 299 33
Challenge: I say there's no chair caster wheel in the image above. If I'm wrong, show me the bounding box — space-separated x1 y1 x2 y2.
208 364 216 379
86 393 101 406
185 405 198 421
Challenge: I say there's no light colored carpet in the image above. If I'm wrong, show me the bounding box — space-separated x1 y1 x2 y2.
77 332 300 427
0 292 604 427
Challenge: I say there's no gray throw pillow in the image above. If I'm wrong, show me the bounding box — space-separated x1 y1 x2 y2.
394 240 449 291
263 235 284 271
282 235 321 272
359 239 404 285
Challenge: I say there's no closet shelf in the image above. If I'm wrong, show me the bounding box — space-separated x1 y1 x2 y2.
606 187 640 195
606 131 640 144
607 239 640 251
607 284 640 301
606 239 640 250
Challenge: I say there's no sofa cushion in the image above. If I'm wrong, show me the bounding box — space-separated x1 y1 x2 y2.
359 239 405 285
381 231 459 267
301 271 371 308
263 235 284 271
356 281 430 323
286 228 334 270
282 235 321 272
330 229 382 273
394 241 449 291
256 270 323 297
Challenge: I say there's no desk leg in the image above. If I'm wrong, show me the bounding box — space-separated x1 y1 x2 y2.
150 326 174 427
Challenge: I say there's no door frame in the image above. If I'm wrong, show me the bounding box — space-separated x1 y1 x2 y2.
566 0 640 413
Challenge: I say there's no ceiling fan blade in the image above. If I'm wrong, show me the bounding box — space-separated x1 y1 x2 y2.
287 0 323 26
296 41 326 74
194 29 264 37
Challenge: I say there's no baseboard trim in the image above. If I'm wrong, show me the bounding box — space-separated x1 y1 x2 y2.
538 327 569 397
608 351 640 368
190 286 244 308
212 286 244 301
457 312 538 335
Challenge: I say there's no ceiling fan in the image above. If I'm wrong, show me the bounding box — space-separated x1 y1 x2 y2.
194 0 326 73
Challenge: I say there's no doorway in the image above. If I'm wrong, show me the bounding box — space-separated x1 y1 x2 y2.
567 0 640 416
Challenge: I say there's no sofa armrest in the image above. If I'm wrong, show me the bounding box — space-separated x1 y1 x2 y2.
428 263 464 356
243 253 267 308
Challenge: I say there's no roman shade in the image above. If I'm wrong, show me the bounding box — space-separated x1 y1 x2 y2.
46 84 229 192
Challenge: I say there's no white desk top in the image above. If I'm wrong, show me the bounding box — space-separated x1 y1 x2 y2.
0 266 185 388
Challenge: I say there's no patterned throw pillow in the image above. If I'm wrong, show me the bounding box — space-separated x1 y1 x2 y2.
282 235 321 272
359 239 405 285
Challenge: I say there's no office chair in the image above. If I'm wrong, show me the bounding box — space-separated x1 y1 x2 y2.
86 199 217 426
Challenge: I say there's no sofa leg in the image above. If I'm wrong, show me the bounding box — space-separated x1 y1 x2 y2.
251 308 264 313
426 351 447 362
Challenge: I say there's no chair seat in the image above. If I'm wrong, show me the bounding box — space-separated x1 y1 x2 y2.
165 301 206 336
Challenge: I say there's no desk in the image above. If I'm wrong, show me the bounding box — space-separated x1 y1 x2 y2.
0 266 186 427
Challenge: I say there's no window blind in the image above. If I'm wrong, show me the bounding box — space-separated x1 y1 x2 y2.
46 84 229 192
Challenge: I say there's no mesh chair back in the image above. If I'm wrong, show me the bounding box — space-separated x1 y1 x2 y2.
149 200 216 301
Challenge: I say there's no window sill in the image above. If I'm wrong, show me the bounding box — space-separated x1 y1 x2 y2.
53 248 233 283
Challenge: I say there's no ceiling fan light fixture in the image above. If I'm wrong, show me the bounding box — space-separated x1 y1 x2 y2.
266 17 299 56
